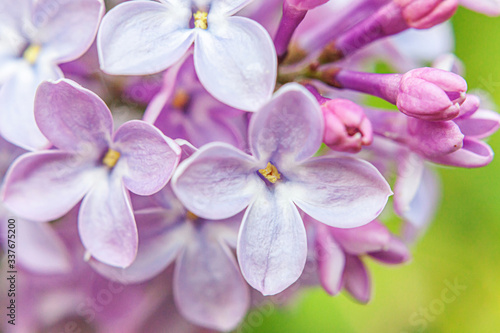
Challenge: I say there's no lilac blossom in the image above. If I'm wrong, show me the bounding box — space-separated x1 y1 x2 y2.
172 83 392 295
311 218 410 302
1 79 181 267
91 186 250 331
365 94 500 167
97 0 277 111
460 0 500 15
0 0 104 150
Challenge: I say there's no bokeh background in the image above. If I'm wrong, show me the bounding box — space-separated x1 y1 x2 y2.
243 7 500 333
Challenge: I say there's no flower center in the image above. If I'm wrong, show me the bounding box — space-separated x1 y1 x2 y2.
23 44 41 64
102 148 121 168
259 162 281 183
172 89 190 109
194 11 208 29
186 211 198 221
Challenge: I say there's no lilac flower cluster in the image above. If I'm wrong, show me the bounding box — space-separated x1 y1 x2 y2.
0 0 499 332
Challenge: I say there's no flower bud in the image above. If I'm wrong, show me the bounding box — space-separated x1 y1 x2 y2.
395 0 458 29
397 67 467 121
321 99 373 152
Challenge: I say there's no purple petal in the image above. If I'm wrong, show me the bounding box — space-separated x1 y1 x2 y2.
249 83 323 164
194 16 276 111
2 151 100 222
369 236 411 264
172 143 261 219
454 109 500 139
289 157 392 228
174 223 250 331
78 173 138 267
330 220 391 255
112 120 180 196
91 209 188 283
237 185 307 295
315 224 345 295
32 0 104 63
35 79 113 153
343 255 371 303
98 0 194 75
17 219 71 274
402 167 440 242
429 137 494 168
393 150 425 216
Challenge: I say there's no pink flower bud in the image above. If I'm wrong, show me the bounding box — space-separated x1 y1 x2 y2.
397 67 467 121
321 99 373 152
395 0 459 29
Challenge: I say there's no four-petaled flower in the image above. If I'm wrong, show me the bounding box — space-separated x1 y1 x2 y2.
97 0 277 112
2 79 181 267
172 83 392 295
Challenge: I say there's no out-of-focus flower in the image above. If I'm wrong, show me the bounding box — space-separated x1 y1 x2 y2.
312 219 410 302
91 186 250 332
0 0 104 150
2 79 181 267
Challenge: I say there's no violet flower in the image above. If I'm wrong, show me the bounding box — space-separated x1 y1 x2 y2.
365 94 500 167
97 0 277 111
2 79 181 267
312 219 410 302
172 83 392 295
91 186 249 331
0 0 104 150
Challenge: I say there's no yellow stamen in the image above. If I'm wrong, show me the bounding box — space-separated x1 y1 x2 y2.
172 89 190 109
194 11 208 29
23 44 41 65
186 211 198 221
102 149 121 168
259 162 281 184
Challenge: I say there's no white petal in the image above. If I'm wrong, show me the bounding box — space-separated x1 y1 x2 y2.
98 0 194 75
288 157 392 228
237 184 307 295
210 0 254 15
194 16 276 111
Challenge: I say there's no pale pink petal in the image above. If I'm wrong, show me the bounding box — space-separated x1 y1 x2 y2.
35 79 113 153
98 1 194 75
248 83 323 165
194 16 276 111
237 185 307 295
174 223 250 331
172 143 262 220
78 172 138 267
113 120 181 196
2 151 100 222
33 0 104 63
289 157 392 228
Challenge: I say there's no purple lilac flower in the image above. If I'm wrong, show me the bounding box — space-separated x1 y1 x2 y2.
97 0 277 111
0 0 104 150
311 218 410 302
91 186 249 331
172 83 392 295
2 79 181 267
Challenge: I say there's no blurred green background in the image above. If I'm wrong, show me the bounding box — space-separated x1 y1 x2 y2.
240 8 500 333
